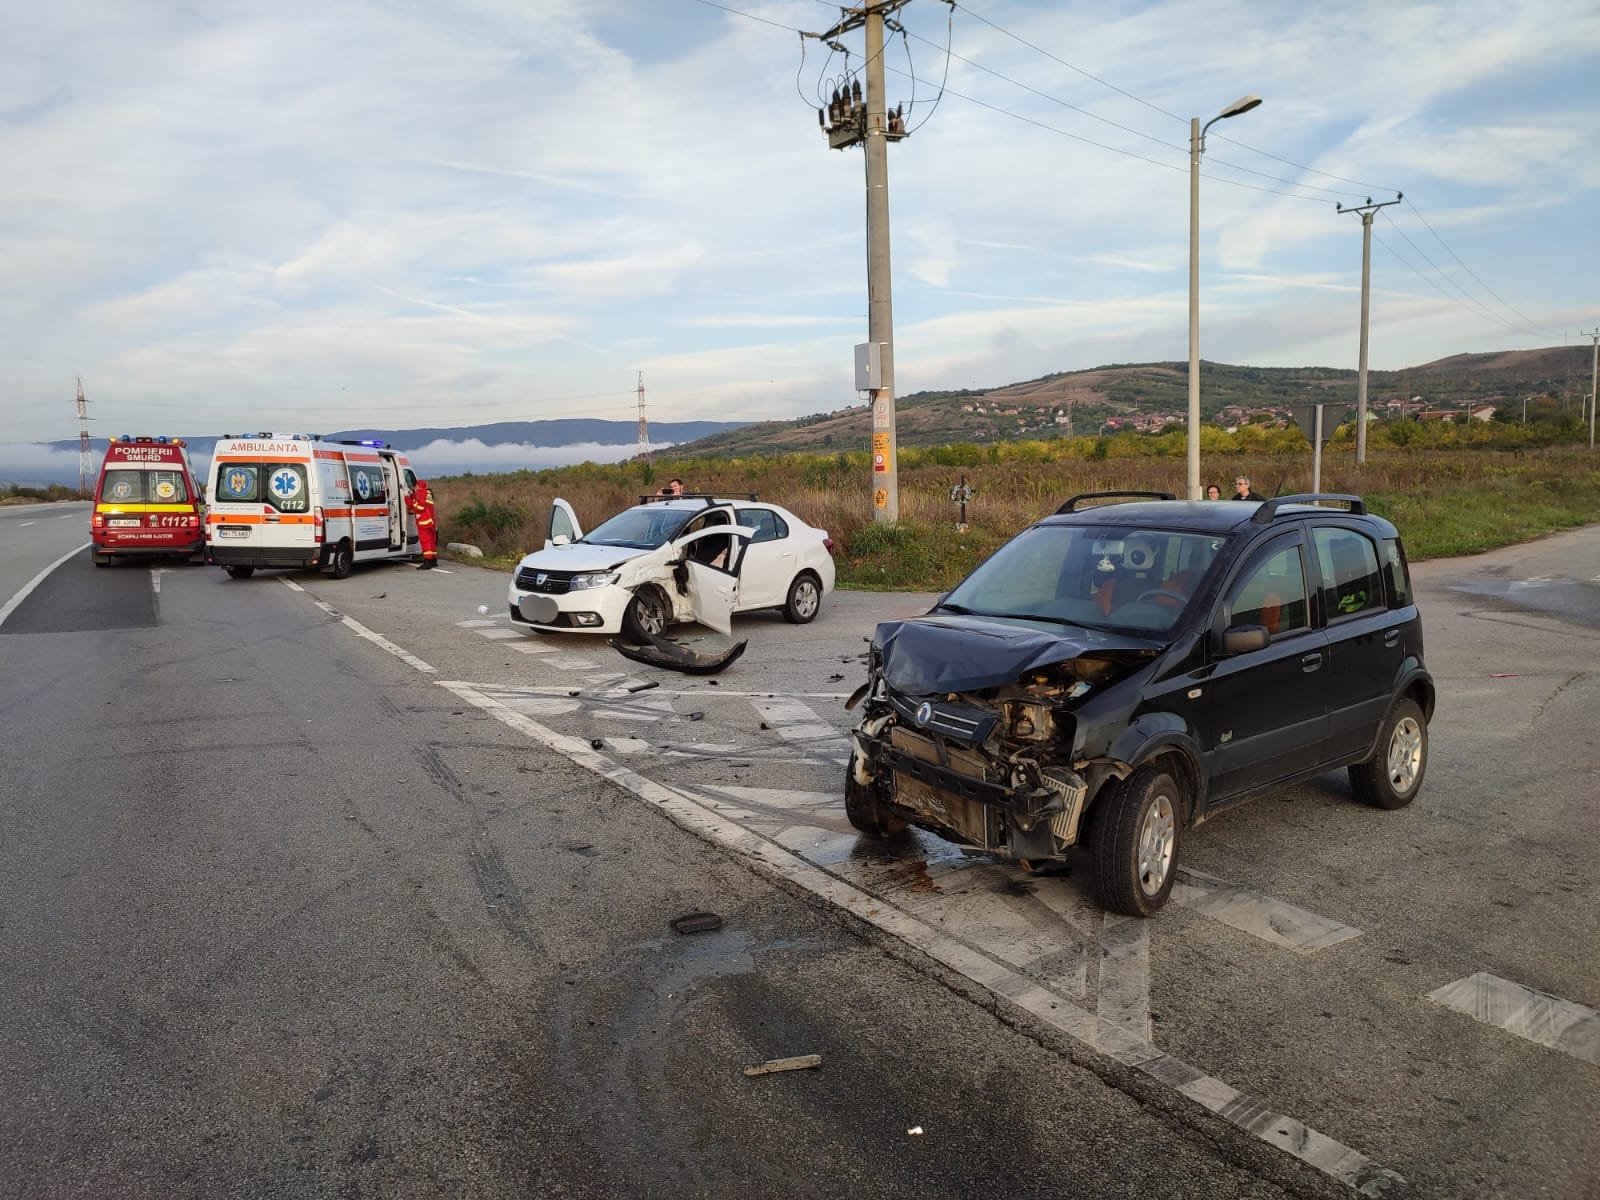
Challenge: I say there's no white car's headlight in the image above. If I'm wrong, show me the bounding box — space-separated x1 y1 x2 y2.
568 571 621 591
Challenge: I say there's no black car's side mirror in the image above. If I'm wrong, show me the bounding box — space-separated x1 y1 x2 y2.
1219 624 1270 656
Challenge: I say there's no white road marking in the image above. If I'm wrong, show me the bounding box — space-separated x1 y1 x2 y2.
474 628 526 640
1097 914 1152 1045
437 682 1402 1196
508 641 558 655
281 580 437 674
1429 972 1600 1066
0 541 91 631
151 569 162 595
18 521 34 527
752 698 852 764
1171 870 1362 953
544 654 600 670
455 619 500 628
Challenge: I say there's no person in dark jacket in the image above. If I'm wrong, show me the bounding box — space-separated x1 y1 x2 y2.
1231 475 1265 501
406 478 438 568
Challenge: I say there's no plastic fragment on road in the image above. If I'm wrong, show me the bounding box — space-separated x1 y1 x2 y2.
609 632 748 675
907 1126 924 1136
743 1054 823 1077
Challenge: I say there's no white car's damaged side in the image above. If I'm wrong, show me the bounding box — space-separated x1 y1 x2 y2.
612 525 756 638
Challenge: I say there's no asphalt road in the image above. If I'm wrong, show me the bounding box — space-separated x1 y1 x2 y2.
1 503 1596 1199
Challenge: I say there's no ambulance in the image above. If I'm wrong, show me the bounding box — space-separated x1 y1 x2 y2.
205 433 421 579
90 435 206 566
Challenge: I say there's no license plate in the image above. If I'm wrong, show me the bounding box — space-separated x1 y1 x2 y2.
215 527 250 539
109 518 141 528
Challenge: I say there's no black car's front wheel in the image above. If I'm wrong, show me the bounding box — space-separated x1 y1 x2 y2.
844 752 905 839
1091 766 1184 917
1349 697 1427 810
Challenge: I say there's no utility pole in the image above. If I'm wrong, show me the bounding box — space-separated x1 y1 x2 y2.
635 371 651 463
1583 330 1599 451
807 0 912 523
1336 193 1402 465
75 378 92 497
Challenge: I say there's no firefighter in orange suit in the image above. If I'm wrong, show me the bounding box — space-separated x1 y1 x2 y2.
406 478 439 569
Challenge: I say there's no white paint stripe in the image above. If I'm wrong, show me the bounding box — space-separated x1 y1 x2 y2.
282 580 437 674
544 654 599 670
601 737 650 754
150 569 162 595
1171 870 1362 953
475 628 526 640
438 679 1403 1196
455 619 500 628
753 697 851 763
509 642 558 655
19 521 34 527
0 541 91 630
1097 913 1152 1045
1429 971 1600 1066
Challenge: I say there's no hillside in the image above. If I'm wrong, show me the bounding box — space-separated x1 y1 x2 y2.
670 346 1594 457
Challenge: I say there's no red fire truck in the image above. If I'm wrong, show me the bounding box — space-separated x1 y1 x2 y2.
90 436 206 567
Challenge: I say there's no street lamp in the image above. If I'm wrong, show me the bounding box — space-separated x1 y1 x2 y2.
1188 93 1262 500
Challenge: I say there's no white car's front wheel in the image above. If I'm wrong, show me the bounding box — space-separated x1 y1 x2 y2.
622 586 670 641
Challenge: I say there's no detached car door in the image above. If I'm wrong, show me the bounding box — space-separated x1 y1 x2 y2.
1202 534 1330 805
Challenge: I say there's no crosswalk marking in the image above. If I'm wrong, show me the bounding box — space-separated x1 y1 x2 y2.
1171 869 1362 953
1098 914 1152 1045
1429 972 1600 1066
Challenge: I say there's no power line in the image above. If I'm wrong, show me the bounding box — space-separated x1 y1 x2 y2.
1402 197 1555 338
1378 211 1543 338
1370 229 1539 338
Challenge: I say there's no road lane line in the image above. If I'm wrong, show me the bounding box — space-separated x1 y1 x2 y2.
281 579 438 674
1171 869 1362 952
0 541 91 631
1429 972 1600 1065
439 679 1404 1196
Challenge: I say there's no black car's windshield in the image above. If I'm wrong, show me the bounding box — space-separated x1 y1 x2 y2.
942 522 1229 635
582 505 696 549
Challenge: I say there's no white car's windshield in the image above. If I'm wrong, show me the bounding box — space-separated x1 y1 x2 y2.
942 523 1228 636
582 506 696 549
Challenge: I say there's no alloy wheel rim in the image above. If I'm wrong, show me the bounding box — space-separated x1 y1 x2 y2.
1137 795 1176 895
795 581 819 617
1387 717 1423 792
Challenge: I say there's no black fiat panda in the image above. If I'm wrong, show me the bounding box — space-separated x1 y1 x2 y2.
844 492 1434 916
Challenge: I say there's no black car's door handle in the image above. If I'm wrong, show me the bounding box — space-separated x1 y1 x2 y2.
1384 629 1400 647
1301 653 1323 673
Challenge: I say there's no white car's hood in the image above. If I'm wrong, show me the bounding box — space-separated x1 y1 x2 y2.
515 542 650 574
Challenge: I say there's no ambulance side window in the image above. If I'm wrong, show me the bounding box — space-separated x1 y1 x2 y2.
347 463 386 504
216 465 260 502
262 463 310 513
403 468 417 491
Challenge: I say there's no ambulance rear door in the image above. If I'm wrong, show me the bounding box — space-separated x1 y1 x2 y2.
379 451 406 551
209 443 318 561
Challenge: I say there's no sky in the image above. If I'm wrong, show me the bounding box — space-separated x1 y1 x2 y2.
3 0 1598 465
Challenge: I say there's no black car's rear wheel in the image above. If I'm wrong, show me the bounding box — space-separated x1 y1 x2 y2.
844 752 905 839
225 565 255 579
1349 697 1427 809
1091 766 1183 917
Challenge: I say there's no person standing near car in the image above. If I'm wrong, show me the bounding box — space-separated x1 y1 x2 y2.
657 477 684 498
1206 483 1223 500
406 478 439 569
1231 475 1265 501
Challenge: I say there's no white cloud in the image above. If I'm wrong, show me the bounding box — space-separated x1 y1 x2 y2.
0 0 1594 445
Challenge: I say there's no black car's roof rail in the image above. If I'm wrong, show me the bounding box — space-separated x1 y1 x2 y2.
636 492 758 505
1055 490 1177 514
1252 493 1366 523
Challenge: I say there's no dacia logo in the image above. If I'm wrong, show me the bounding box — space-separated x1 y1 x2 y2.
915 701 934 727
535 573 548 586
